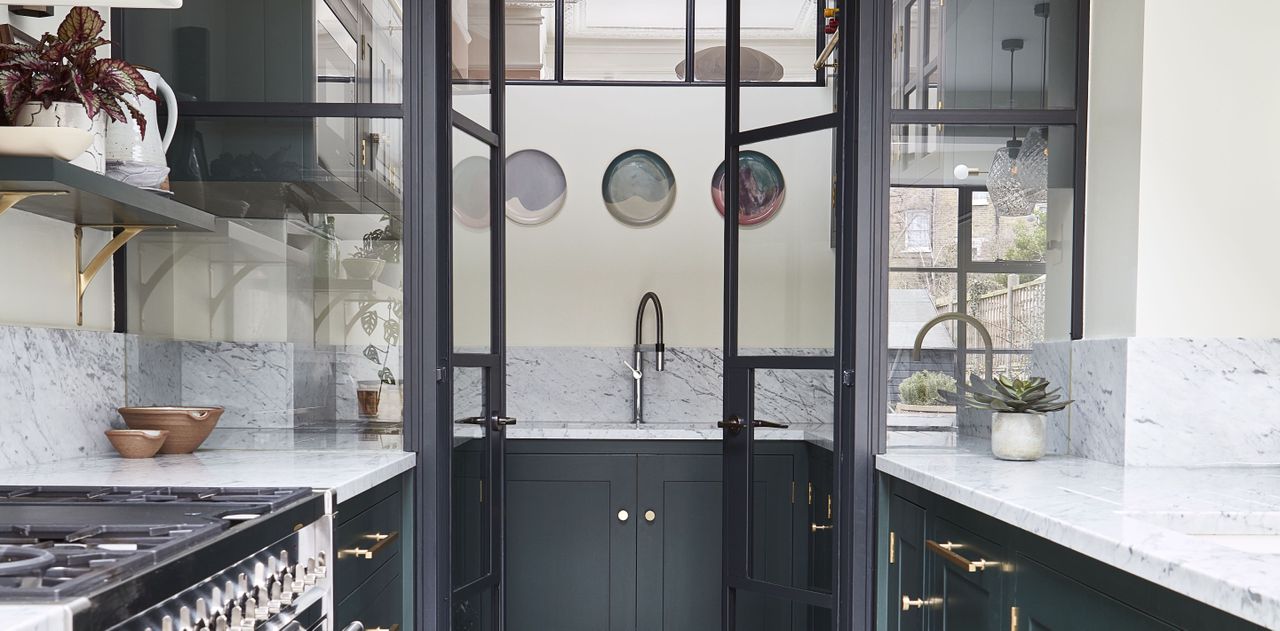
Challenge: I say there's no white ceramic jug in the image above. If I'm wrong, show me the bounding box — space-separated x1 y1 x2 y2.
105 68 178 187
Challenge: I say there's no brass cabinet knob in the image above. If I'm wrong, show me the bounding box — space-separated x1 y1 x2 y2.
901 595 939 611
644 510 656 523
617 510 629 523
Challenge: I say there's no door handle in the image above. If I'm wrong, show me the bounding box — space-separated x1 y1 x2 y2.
455 416 486 425
717 416 790 432
811 523 833 532
926 539 1002 572
494 415 518 428
901 595 939 611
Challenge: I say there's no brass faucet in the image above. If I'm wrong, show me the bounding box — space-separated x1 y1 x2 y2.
911 312 994 380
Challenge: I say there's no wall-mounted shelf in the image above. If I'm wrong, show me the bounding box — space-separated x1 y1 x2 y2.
0 157 216 232
316 278 400 301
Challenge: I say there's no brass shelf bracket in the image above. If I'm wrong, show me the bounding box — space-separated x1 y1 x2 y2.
76 224 174 326
0 191 67 218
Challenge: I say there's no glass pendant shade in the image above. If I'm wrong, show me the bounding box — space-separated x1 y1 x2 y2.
1017 126 1050 204
987 140 1035 217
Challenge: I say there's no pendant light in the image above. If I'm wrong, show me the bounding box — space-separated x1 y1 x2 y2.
987 38 1035 217
1016 3 1052 205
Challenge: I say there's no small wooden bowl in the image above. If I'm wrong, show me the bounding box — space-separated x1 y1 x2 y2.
118 406 224 454
105 429 169 459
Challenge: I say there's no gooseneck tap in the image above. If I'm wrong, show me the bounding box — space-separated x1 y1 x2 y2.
625 292 665 424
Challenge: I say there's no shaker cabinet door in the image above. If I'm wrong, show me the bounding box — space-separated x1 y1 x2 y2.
506 454 638 631
927 517 1007 631
886 494 927 631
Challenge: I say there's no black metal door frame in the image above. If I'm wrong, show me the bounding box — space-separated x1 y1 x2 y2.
720 0 881 629
409 0 508 628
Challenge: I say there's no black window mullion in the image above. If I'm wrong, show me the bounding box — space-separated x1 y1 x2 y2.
685 0 695 83
554 0 565 82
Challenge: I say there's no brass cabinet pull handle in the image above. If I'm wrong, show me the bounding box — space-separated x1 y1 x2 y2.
644 510 656 523
339 530 400 560
926 539 1001 572
901 595 938 611
811 523 833 532
368 626 400 631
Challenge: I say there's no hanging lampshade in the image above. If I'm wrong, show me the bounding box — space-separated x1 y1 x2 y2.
988 139 1036 217
1017 126 1050 204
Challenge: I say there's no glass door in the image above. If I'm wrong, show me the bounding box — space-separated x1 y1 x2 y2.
721 1 843 629
450 0 507 628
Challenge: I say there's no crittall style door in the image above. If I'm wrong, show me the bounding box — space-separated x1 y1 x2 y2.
719 1 852 629
448 0 509 628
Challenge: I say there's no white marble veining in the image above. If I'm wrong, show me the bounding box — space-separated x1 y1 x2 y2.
180 341 294 428
0 449 415 503
0 325 124 468
1068 337 1128 464
1124 337 1280 466
878 439 1280 629
505 346 833 425
1029 340 1072 455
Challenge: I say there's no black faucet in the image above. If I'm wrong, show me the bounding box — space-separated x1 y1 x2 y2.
625 292 665 424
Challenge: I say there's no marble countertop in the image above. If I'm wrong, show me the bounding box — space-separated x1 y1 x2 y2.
878 438 1280 629
0 449 416 505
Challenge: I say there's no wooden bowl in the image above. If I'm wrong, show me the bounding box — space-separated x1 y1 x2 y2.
105 429 169 459
117 406 224 454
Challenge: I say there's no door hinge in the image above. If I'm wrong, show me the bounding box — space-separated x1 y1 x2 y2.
841 370 854 387
889 531 896 564
436 367 446 382
791 480 796 504
479 479 484 504
808 482 813 505
1010 606 1019 631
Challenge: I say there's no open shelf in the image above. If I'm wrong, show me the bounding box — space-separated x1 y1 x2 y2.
316 277 401 301
0 157 216 232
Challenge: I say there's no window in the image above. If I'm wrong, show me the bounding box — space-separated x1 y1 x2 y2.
904 211 932 253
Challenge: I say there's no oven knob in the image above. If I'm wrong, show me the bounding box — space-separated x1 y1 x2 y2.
238 573 249 594
161 616 174 631
280 549 289 570
179 606 192 629
229 605 242 627
254 561 266 585
214 615 228 631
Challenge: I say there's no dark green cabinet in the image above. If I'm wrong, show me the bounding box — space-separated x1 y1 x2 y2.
506 453 637 631
506 441 823 631
335 472 413 631
879 476 1264 631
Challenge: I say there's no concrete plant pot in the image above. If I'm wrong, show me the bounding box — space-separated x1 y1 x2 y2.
991 412 1046 461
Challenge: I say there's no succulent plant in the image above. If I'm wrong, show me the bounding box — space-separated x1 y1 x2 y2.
945 374 1073 414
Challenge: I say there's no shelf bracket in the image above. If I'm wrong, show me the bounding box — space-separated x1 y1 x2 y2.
0 191 67 218
76 224 174 326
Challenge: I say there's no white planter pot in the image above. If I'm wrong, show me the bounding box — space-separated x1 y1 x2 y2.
991 412 1046 461
14 102 106 173
342 258 385 281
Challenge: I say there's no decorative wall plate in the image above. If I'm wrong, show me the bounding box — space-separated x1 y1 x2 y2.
452 155 491 229
601 149 677 226
711 150 786 226
506 149 567 225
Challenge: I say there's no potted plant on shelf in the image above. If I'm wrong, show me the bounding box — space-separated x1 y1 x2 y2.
359 299 401 421
0 7 157 174
947 374 1072 461
362 215 402 288
342 243 386 280
896 370 957 414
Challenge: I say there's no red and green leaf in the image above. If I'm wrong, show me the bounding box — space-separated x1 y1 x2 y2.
58 6 106 43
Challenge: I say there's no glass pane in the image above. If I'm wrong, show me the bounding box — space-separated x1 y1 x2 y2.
888 271 958 426
452 128 493 353
965 273 1049 350
890 187 958 267
737 129 835 354
694 0 823 82
970 197 1048 263
453 367 490 587
453 588 495 631
118 0 379 104
453 0 492 127
565 0 686 80
506 3 556 80
733 589 832 630
892 0 1079 109
370 0 405 104
750 369 833 593
162 116 367 218
366 118 404 218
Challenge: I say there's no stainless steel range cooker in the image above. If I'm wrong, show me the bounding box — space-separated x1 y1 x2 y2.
0 486 332 630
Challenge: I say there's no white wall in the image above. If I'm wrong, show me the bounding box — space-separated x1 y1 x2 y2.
456 84 835 348
1085 0 1280 338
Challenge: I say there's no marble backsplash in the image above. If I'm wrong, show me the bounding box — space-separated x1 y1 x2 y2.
986 337 1280 466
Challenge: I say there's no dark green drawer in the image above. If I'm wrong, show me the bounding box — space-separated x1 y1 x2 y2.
335 486 403 598
337 547 404 631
